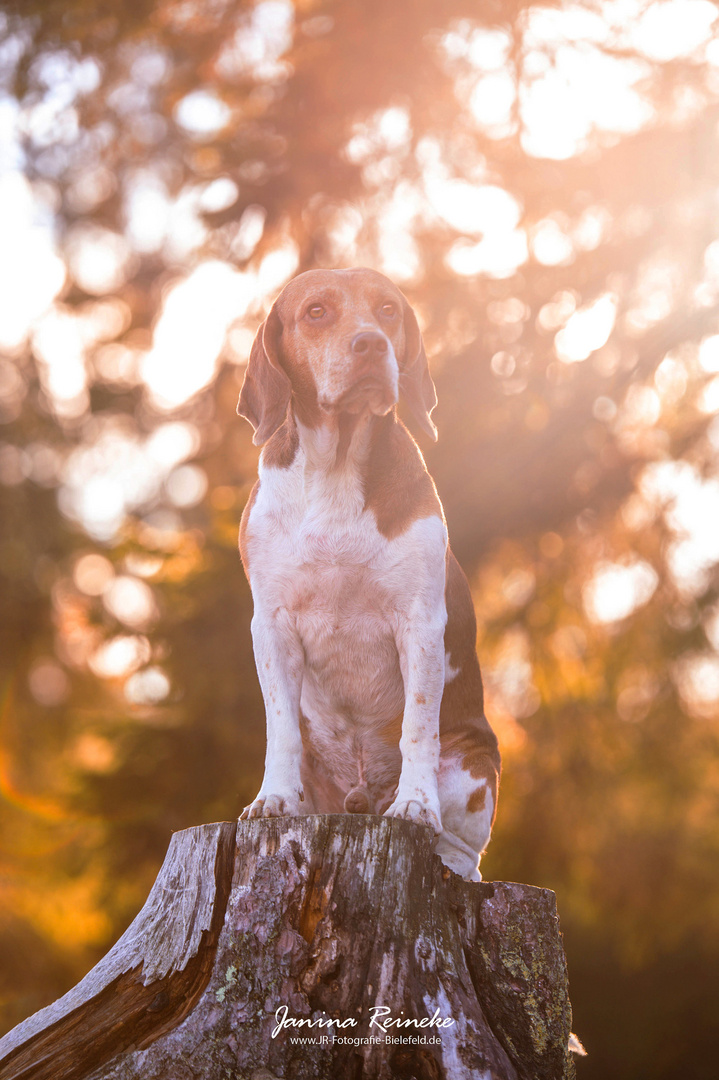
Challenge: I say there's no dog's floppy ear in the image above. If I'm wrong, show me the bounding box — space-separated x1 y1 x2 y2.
399 295 438 441
237 303 292 446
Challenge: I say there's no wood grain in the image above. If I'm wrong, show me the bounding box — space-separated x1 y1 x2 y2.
0 822 236 1080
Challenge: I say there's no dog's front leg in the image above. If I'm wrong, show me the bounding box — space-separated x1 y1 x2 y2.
241 606 305 819
384 610 445 835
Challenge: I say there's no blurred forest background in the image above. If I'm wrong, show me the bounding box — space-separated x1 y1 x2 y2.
1 0 719 1075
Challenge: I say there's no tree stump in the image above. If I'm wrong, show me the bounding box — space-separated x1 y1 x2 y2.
0 817 576 1080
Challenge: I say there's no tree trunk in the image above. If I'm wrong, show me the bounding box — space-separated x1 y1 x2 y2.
0 816 576 1080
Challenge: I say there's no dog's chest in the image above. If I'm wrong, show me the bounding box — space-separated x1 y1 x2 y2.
281 512 396 645
252 472 405 676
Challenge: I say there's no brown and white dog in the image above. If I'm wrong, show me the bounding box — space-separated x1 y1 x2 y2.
237 267 500 880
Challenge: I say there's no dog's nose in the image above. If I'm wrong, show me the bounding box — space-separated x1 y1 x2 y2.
351 331 389 358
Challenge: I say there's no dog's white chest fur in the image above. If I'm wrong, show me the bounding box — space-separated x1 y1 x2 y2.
252 464 407 710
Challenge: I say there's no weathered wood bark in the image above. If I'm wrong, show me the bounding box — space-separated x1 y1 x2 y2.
0 817 576 1080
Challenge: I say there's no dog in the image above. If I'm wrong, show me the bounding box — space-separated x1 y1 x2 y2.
237 267 500 880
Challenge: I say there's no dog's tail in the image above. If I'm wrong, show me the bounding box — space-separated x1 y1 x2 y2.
344 785 374 814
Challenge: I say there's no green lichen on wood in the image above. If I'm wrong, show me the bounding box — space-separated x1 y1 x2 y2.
460 881 576 1080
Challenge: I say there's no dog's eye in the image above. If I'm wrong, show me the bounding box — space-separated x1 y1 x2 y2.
307 304 325 319
381 302 397 318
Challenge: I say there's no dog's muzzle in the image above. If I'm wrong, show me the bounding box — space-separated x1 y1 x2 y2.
327 331 398 416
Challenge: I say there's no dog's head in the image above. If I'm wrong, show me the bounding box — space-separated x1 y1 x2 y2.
237 268 437 445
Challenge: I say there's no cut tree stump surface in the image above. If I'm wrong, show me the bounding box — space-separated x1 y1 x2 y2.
0 816 576 1080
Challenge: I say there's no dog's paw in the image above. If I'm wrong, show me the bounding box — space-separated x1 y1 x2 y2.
240 789 303 819
384 796 442 835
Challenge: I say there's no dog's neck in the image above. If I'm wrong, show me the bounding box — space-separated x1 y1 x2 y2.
293 405 387 507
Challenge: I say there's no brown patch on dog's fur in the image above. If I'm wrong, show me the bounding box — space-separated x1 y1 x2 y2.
378 711 404 747
237 306 292 446
440 553 497 746
441 732 499 828
466 785 487 814
439 550 500 825
262 414 299 470
443 551 483 705
441 731 498 781
464 746 496 781
335 411 362 469
282 352 323 430
364 414 442 540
